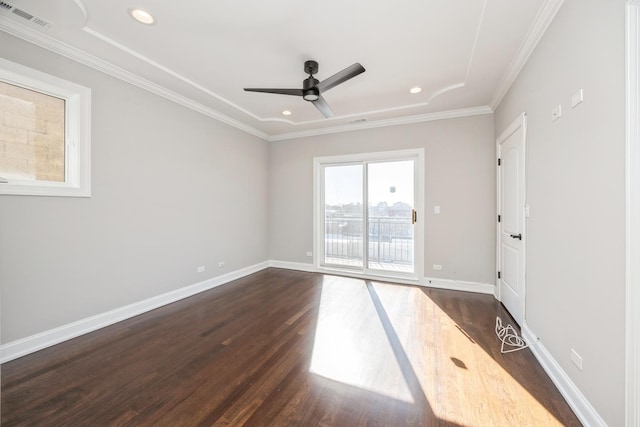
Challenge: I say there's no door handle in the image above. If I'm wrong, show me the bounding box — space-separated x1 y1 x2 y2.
510 233 522 240
411 209 417 224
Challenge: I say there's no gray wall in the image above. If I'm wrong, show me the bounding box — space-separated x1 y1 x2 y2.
268 115 496 284
0 33 269 343
494 0 626 424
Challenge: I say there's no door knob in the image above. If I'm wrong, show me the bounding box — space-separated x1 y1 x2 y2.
510 233 522 240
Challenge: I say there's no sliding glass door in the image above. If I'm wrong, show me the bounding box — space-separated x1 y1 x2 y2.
323 164 364 268
317 150 422 279
366 160 414 273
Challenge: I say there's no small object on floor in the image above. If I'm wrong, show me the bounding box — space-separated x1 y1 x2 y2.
495 316 528 353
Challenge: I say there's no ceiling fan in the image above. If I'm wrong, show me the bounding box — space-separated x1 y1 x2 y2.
244 60 366 118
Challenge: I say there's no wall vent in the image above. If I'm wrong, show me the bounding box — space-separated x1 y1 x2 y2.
0 1 52 28
349 118 367 124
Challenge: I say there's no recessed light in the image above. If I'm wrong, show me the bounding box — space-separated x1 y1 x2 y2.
410 87 422 94
282 110 292 116
130 8 155 25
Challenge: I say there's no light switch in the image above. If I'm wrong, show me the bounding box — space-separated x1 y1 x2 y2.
434 205 441 214
571 89 584 108
552 105 562 122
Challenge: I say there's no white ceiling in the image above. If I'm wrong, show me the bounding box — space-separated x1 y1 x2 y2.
0 0 561 140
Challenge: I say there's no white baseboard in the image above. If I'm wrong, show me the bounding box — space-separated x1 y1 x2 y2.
0 261 269 364
522 324 607 427
422 277 496 295
268 260 317 272
0 261 493 364
268 261 495 295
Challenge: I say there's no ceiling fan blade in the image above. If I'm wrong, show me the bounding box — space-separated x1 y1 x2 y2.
244 88 303 96
316 63 365 93
312 96 334 118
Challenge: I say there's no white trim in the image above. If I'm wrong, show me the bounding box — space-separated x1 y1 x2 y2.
81 25 471 129
0 57 91 197
0 16 270 142
268 260 494 294
422 277 495 295
0 16 494 143
490 0 566 109
81 25 267 125
261 83 468 127
268 260 317 273
0 261 269 363
1 260 497 363
522 324 607 427
626 2 640 425
270 106 493 142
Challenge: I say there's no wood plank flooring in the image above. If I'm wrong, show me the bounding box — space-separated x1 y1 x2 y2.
1 268 581 426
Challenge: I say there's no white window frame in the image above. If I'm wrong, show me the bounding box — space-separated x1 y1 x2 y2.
0 58 91 197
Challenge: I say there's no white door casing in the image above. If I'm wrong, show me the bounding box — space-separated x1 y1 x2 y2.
626 1 640 425
497 113 527 326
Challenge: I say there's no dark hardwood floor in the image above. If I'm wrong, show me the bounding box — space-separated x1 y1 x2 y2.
1 268 581 426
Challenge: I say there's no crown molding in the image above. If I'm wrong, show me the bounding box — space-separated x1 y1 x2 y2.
268 106 493 142
81 25 266 123
0 14 492 143
0 16 270 141
489 0 566 110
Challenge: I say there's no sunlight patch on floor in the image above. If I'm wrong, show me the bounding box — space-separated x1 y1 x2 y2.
377 285 567 427
309 276 414 403
309 276 568 426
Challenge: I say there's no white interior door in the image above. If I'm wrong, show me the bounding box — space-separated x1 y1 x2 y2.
497 114 526 326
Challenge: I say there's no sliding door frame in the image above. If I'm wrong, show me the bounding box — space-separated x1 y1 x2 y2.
313 148 425 282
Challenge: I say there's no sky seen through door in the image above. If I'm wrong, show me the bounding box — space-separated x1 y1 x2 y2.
325 161 414 207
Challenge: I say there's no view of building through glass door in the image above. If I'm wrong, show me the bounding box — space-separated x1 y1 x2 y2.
322 159 415 274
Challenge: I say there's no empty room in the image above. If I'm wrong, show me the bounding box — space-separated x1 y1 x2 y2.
0 0 637 425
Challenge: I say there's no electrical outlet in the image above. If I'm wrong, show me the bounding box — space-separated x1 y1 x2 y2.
571 349 583 370
218 261 225 268
433 264 442 271
306 251 313 257
197 266 205 273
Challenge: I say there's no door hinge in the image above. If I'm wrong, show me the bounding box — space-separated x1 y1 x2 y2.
498 158 501 166
498 271 501 279
498 214 501 223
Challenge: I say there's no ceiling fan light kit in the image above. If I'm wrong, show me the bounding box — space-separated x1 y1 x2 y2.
244 60 365 118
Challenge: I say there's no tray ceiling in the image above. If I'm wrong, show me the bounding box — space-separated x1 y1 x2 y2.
0 0 562 140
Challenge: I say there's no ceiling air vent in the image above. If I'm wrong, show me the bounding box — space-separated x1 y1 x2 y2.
0 1 52 28
12 7 32 20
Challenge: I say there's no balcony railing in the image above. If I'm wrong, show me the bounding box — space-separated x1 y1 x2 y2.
324 216 414 271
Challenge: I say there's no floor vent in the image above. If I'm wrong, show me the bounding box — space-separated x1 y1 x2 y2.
0 1 52 28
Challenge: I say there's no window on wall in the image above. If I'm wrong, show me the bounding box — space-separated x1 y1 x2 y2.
0 58 91 197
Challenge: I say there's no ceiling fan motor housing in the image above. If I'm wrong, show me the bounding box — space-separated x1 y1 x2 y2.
302 76 320 101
